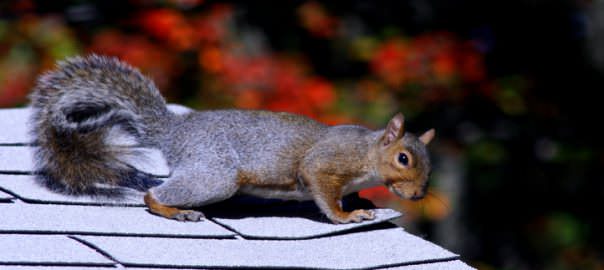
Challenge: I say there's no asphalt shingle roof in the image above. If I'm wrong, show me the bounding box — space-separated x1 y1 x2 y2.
0 106 475 269
0 189 12 201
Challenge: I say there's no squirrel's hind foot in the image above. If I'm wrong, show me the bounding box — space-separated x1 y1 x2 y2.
172 210 205 222
144 192 205 222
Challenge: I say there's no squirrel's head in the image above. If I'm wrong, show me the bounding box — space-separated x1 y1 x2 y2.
373 113 435 201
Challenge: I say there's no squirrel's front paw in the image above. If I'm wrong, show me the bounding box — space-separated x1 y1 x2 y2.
331 209 376 224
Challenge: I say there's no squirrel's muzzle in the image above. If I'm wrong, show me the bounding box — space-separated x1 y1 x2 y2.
386 180 427 201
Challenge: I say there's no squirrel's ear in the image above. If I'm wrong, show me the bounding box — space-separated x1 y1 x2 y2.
419 129 435 145
381 113 405 146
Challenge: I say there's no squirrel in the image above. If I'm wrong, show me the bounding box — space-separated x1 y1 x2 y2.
29 55 435 224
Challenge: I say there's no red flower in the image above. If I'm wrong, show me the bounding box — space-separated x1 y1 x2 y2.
298 1 339 38
137 8 196 51
302 78 336 110
0 69 33 107
459 43 486 82
191 4 233 44
370 32 487 90
432 52 456 81
199 46 224 73
370 39 408 88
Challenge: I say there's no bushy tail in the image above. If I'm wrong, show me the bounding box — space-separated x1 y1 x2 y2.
29 55 169 196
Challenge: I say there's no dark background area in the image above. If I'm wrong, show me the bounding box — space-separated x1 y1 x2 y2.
1 0 603 269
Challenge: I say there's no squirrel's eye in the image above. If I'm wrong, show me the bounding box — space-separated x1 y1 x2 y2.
398 153 409 166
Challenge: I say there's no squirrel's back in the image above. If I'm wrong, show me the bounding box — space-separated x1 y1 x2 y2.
168 109 327 170
29 55 170 195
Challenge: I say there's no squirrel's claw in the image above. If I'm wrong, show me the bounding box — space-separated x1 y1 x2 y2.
172 210 205 222
332 209 376 224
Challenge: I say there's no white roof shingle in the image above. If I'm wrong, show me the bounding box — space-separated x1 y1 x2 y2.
0 235 113 267
76 228 458 269
0 108 31 145
0 106 475 269
0 175 144 206
0 201 235 238
212 208 402 240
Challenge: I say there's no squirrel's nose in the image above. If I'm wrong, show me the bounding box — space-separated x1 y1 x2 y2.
410 192 425 201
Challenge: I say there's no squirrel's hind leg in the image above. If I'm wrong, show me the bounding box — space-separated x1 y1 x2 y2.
144 164 240 221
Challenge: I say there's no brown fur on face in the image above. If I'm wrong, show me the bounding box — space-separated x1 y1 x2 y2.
371 113 434 201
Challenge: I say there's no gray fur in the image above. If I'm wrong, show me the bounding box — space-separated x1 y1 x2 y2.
150 110 328 205
29 55 172 195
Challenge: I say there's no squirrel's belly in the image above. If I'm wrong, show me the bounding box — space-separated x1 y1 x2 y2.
238 186 312 201
236 170 312 201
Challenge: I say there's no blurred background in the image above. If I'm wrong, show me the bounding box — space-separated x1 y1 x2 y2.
1 0 602 269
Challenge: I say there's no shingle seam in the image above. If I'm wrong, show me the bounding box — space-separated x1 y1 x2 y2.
1 198 144 207
0 143 33 147
206 217 248 239
0 171 33 175
0 186 145 207
104 263 305 269
0 168 169 178
208 216 398 241
0 231 237 239
69 235 124 268
363 256 462 270
24 200 144 207
0 190 14 202
94 258 463 270
0 262 117 267
0 186 24 201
